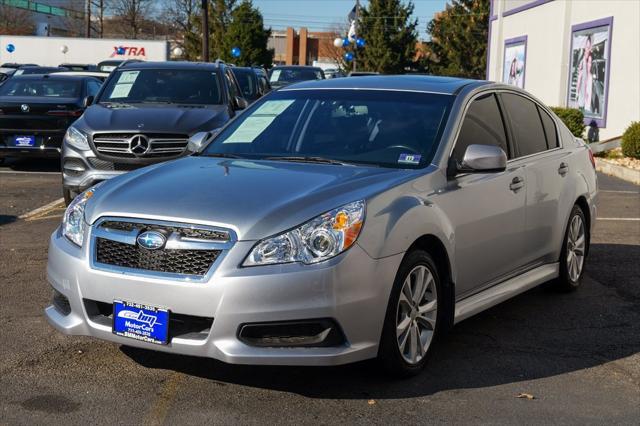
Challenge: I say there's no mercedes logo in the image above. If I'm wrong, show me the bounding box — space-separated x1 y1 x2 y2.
129 134 150 156
20 104 29 112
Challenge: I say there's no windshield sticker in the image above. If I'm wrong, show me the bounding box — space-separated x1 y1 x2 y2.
398 153 421 165
110 83 133 98
223 100 295 143
117 71 139 84
269 69 281 82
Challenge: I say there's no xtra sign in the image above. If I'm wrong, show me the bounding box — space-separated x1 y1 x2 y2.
110 46 147 58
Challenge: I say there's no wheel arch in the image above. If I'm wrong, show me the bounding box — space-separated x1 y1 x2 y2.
406 234 455 331
574 195 592 255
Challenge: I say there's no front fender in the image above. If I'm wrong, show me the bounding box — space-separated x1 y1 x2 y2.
357 174 456 280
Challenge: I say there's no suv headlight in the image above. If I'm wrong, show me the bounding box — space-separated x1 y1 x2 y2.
64 126 89 150
244 200 365 266
62 188 95 246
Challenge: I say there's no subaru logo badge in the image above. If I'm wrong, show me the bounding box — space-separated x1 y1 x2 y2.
20 104 29 112
137 231 166 250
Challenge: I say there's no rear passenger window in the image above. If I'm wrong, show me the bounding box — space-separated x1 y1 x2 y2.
538 106 559 148
501 93 547 157
453 93 509 163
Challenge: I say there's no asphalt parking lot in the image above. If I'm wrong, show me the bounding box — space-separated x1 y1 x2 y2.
1 160 638 425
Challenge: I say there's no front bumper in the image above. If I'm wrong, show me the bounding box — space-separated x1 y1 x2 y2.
45 226 402 366
0 131 63 159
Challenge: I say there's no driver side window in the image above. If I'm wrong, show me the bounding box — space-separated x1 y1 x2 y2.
453 93 510 164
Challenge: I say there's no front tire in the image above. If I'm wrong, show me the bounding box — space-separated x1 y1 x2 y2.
557 205 588 291
378 250 443 378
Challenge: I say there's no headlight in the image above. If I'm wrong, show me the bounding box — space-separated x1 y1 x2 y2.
244 200 365 266
64 126 89 150
62 188 95 246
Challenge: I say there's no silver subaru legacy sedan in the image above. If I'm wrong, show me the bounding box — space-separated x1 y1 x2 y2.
46 76 597 376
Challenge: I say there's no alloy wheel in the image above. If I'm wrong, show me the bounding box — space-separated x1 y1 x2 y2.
396 264 438 365
566 214 586 282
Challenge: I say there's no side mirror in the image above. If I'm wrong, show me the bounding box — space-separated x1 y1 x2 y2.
186 131 211 154
448 144 507 177
234 96 249 110
83 95 94 108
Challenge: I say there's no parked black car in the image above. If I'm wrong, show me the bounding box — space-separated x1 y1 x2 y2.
0 75 103 162
60 63 97 71
229 66 270 103
0 63 38 69
61 60 247 204
267 65 325 89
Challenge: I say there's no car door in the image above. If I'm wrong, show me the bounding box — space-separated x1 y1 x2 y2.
500 92 569 267
439 92 527 298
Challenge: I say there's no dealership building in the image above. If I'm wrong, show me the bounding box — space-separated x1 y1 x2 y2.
486 0 640 140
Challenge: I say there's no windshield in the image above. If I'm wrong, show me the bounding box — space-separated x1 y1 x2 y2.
99 69 222 105
232 69 259 101
202 89 453 168
0 79 80 97
269 68 324 85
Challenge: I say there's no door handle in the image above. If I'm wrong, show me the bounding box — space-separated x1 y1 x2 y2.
509 176 525 192
558 162 569 176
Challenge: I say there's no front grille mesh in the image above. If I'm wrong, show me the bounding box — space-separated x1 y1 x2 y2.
88 157 143 172
96 238 221 276
99 221 230 242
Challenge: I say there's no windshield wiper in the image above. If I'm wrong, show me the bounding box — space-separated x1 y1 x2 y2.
200 152 244 159
263 156 353 166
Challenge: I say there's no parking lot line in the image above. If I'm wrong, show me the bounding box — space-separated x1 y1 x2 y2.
18 198 65 220
597 217 640 221
600 190 640 194
142 372 185 426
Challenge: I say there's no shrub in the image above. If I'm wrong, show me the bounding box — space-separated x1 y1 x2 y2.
550 107 585 138
621 121 640 159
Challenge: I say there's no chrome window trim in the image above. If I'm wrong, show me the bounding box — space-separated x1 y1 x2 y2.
89 216 236 282
279 87 452 96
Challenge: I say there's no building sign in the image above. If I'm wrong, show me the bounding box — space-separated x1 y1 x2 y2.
110 46 147 58
502 36 527 88
567 17 613 126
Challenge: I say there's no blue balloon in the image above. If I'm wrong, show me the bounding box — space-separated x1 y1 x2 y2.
231 47 241 58
344 52 354 62
6 43 15 53
116 46 125 55
342 38 350 48
356 38 366 48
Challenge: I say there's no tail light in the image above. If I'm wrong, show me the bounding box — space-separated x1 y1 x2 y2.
46 110 83 117
588 147 596 169
0 109 4 115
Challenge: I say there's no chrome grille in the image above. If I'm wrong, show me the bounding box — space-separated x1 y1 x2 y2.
92 133 189 159
91 218 234 280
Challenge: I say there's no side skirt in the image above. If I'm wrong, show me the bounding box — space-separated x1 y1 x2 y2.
453 263 559 324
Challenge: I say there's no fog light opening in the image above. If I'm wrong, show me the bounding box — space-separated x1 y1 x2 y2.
238 319 346 348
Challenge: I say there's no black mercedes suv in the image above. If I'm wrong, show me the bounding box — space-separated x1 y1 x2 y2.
61 61 247 204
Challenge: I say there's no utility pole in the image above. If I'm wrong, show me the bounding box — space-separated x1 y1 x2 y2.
86 0 91 38
202 0 210 62
353 0 360 72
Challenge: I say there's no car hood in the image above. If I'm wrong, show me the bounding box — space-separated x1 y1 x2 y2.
85 156 417 241
80 104 229 134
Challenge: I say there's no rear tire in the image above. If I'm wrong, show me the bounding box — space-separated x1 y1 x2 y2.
556 205 588 291
378 250 443 378
63 187 78 206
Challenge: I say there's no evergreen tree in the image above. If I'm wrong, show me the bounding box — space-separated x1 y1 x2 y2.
357 0 419 74
221 0 274 67
189 0 236 60
425 0 489 79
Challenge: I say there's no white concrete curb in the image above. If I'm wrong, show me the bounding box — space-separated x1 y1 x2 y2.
596 159 640 185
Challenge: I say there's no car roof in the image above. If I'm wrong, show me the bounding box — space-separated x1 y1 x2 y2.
8 74 94 81
279 74 487 95
120 61 222 70
271 65 323 70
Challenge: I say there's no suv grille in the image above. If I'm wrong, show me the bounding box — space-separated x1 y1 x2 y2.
99 220 230 241
92 133 189 159
96 238 221 276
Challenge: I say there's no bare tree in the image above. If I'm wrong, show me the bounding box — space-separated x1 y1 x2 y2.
162 0 199 59
91 0 112 38
111 0 153 39
0 4 35 35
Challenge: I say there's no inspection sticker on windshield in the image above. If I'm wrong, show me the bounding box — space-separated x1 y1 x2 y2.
398 153 421 165
113 300 169 345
